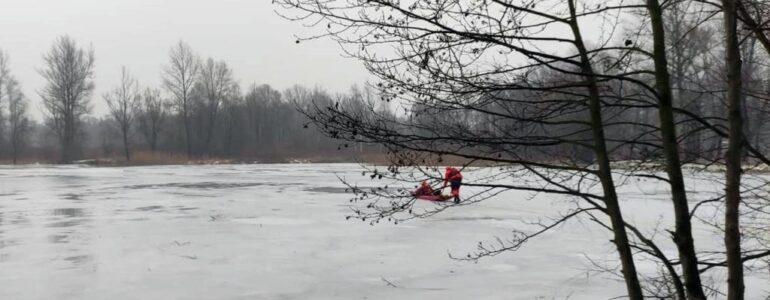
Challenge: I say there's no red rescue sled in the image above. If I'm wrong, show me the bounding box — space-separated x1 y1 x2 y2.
415 194 450 202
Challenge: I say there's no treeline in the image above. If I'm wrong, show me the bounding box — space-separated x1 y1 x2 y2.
401 4 770 165
0 37 389 164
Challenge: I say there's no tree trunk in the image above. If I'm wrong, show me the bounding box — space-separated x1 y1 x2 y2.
722 0 745 298
646 0 707 298
63 112 74 164
150 129 157 153
567 1 644 298
204 112 216 155
184 110 192 158
123 126 131 161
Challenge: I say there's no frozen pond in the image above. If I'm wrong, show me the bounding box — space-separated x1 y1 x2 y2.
0 164 765 299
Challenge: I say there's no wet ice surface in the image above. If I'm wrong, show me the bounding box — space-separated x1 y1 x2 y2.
0 164 764 299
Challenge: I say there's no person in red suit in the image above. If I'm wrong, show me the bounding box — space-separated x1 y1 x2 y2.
442 166 463 203
411 181 434 197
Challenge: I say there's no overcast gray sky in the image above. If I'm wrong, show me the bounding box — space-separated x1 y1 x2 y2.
0 0 370 119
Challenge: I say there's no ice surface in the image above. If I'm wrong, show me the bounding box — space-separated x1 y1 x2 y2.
0 164 765 299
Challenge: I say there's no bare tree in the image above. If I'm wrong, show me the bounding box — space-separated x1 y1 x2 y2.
39 36 95 163
104 66 141 161
720 0 745 298
138 87 167 153
163 41 199 158
0 51 29 164
221 85 243 156
0 50 9 156
643 0 709 297
195 57 236 155
6 78 28 164
245 84 282 154
0 50 8 96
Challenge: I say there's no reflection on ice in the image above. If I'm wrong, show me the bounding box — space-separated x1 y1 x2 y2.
124 181 270 190
48 234 68 244
52 208 86 218
134 205 164 212
230 216 315 226
305 186 350 194
60 193 83 201
48 207 88 228
10 212 29 225
63 255 92 267
47 219 87 228
176 206 198 211
306 186 401 194
0 240 19 249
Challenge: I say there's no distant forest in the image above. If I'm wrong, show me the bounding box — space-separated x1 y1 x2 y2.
0 37 390 164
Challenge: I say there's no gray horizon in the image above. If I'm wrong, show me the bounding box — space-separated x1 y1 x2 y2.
0 0 370 120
